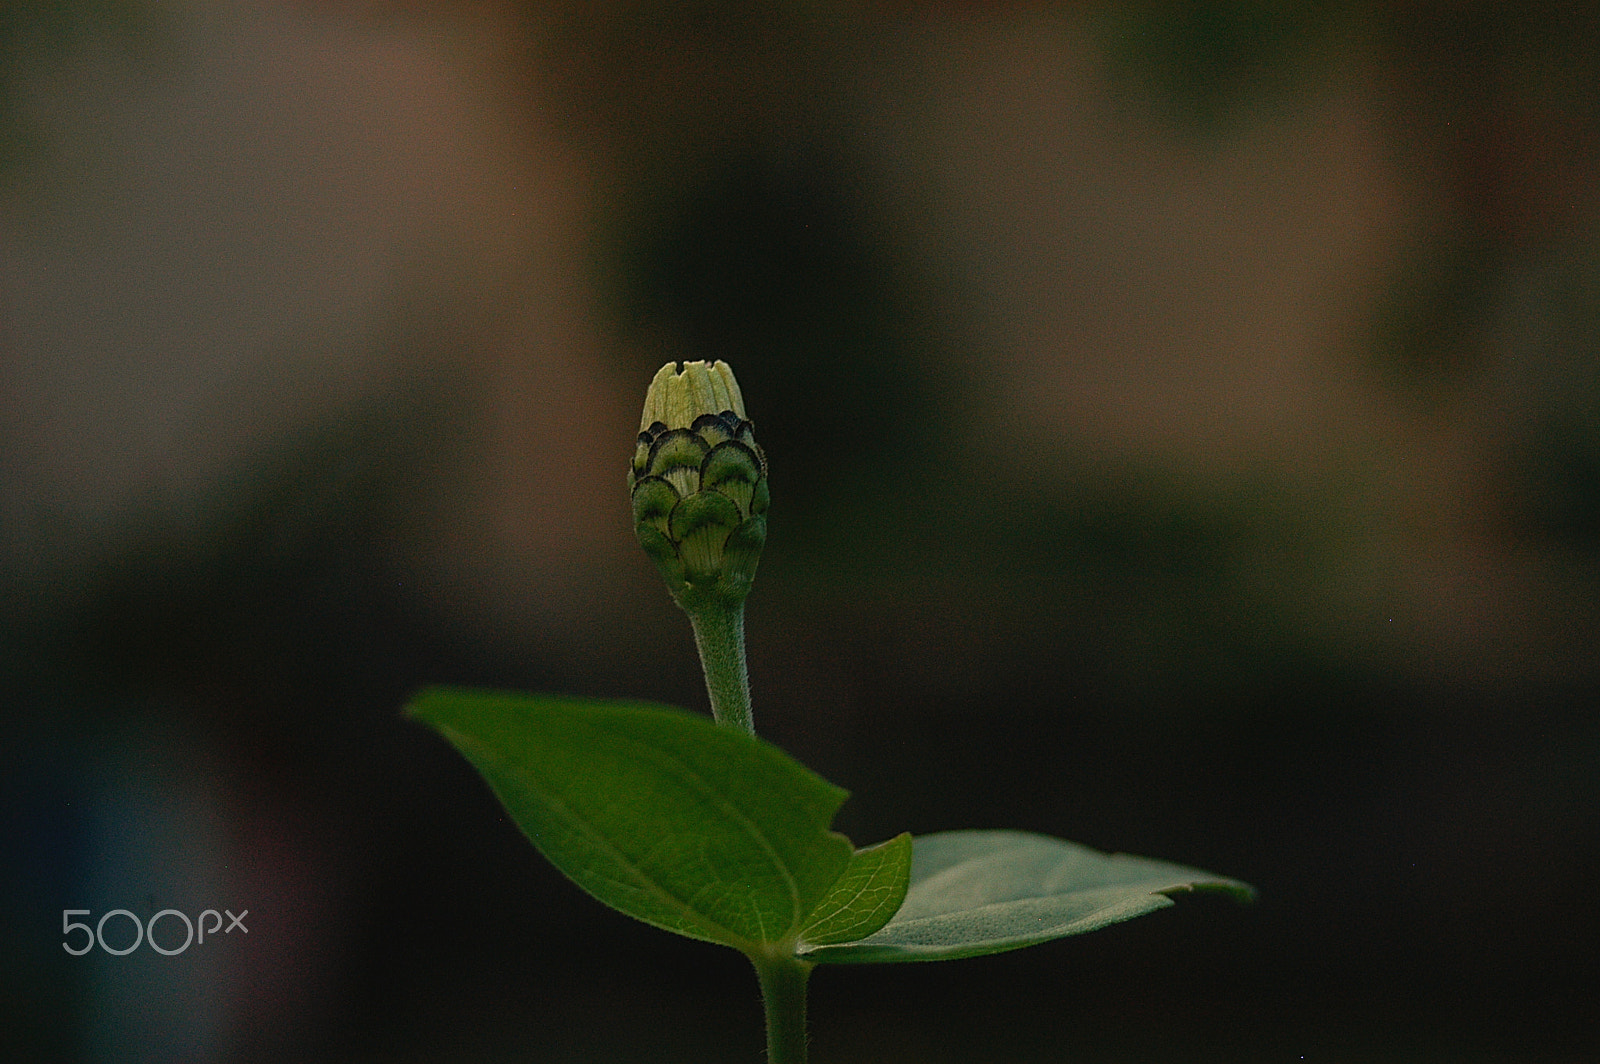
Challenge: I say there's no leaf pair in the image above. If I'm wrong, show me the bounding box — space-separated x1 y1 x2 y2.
407 689 1251 966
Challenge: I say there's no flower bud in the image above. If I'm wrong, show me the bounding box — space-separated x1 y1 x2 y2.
629 361 768 611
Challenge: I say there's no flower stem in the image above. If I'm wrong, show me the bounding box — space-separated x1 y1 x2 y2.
751 951 813 1064
687 604 754 734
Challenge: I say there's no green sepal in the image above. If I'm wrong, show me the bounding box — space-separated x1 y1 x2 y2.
648 428 711 477
630 476 679 532
669 489 742 543
633 523 686 588
720 515 766 590
701 439 763 508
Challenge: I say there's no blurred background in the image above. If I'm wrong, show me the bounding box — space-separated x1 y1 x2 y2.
3 1 1597 1061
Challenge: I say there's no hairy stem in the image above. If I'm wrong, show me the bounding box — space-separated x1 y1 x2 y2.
752 951 812 1064
687 604 753 734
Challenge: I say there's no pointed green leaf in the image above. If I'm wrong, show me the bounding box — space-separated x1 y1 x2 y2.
798 832 913 948
407 687 853 951
804 829 1253 964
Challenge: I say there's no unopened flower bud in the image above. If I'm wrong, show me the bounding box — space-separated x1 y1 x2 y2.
629 361 769 611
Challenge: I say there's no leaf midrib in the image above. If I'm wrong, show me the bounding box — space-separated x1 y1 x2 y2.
447 717 808 948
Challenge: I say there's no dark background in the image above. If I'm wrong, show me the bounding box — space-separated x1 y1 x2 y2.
3 2 1597 1061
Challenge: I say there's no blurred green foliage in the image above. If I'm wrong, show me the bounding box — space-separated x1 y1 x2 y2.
1095 1 1342 129
0 0 154 176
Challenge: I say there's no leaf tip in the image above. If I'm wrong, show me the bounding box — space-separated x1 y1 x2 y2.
1161 878 1257 906
400 685 442 724
403 684 480 727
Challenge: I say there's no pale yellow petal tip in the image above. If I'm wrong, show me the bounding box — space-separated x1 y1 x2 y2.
639 360 749 432
711 361 747 419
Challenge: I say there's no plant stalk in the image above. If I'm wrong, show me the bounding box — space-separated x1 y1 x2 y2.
687 604 753 734
752 951 813 1064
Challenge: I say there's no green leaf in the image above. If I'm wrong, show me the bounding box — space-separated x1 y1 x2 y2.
803 829 1254 964
407 687 854 952
798 832 913 948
